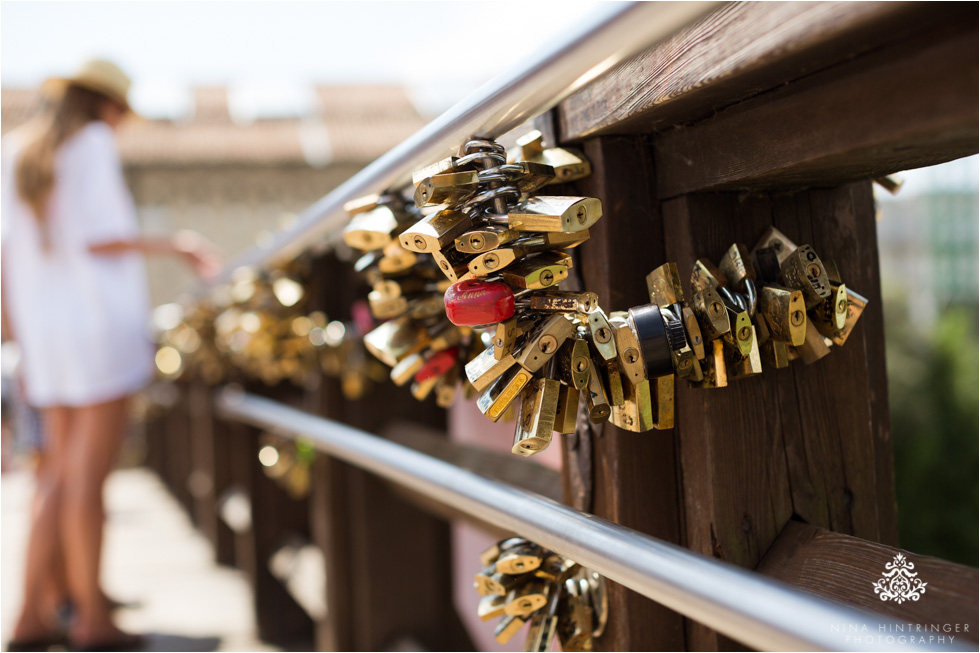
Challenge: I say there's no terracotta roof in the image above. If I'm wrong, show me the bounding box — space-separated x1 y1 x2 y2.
1 85 427 166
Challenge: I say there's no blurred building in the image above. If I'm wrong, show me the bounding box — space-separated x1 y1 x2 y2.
2 85 427 305
875 156 980 328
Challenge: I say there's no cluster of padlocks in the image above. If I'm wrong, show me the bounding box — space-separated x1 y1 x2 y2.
156 261 386 400
153 133 869 648
157 132 867 458
475 537 606 651
643 226 868 388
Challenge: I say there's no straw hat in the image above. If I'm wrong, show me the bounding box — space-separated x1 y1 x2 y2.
43 58 134 112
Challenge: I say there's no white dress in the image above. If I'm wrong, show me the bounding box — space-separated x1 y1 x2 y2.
2 121 154 407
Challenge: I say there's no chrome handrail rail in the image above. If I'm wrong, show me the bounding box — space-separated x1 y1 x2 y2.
215 388 965 653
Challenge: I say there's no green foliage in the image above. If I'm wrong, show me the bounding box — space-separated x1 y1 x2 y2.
885 292 979 566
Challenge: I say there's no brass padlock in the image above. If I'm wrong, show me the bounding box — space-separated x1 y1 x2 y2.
587 308 618 362
751 226 798 264
758 285 807 346
718 243 755 290
399 209 471 253
342 205 398 252
609 378 654 432
691 286 731 342
363 316 429 367
646 262 685 307
584 361 611 423
553 385 580 434
526 291 598 314
431 247 473 282
414 171 481 208
455 226 521 254
780 244 832 309
496 544 545 575
477 366 534 422
497 197 601 233
691 258 728 293
513 315 574 373
557 338 591 390
465 345 518 393
516 131 592 183
512 377 560 456
500 252 572 290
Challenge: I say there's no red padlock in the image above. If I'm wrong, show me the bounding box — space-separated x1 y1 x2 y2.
415 346 459 383
444 279 515 327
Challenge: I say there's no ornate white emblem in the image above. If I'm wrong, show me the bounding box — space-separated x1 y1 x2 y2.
872 553 927 604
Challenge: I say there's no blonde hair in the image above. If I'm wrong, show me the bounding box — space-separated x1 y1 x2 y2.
15 84 118 242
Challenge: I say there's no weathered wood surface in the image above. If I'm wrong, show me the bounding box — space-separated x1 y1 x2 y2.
660 183 897 649
558 2 976 140
655 19 979 197
570 136 687 651
758 521 979 644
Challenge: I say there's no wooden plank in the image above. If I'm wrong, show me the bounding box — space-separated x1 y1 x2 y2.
243 422 316 649
655 21 979 198
166 385 196 517
558 2 972 140
309 454 354 651
571 135 687 651
662 191 793 651
758 521 979 644
659 183 896 649
188 381 221 556
773 184 897 544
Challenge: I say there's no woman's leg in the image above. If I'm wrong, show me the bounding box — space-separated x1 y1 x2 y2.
12 406 71 640
60 396 131 643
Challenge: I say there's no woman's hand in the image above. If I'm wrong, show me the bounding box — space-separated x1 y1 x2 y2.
172 230 222 281
89 231 222 279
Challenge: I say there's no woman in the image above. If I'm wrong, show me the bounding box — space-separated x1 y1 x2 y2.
2 59 218 650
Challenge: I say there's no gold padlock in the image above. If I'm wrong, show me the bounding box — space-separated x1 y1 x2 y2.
455 226 521 254
499 197 601 233
758 285 807 346
609 378 654 432
646 262 685 306
512 378 560 456
399 209 471 254
477 366 534 422
513 315 574 373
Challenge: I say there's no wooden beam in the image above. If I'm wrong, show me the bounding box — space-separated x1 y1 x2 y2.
655 21 978 198
557 2 974 141
570 135 687 651
660 183 897 649
758 521 979 644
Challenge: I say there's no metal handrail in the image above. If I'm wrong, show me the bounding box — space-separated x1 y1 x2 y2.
207 1 720 284
215 388 966 653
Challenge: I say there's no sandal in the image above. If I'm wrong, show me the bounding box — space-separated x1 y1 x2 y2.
68 632 143 652
6 633 68 652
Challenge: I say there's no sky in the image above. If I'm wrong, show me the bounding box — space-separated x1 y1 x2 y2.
2 1 975 191
1 1 602 118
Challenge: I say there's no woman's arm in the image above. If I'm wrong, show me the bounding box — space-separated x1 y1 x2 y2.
89 229 221 279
